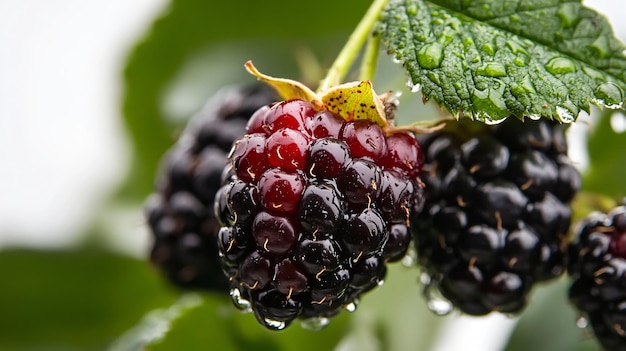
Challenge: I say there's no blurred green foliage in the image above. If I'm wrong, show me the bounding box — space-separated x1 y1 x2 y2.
3 0 626 350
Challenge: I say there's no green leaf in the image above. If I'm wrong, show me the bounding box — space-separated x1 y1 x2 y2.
0 248 176 351
141 293 350 351
583 110 626 198
121 0 372 201
377 0 626 124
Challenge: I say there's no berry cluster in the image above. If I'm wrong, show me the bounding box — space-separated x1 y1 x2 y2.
569 206 626 351
412 117 581 315
144 85 276 291
215 99 424 329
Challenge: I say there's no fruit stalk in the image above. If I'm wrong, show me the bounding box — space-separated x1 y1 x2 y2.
317 0 390 92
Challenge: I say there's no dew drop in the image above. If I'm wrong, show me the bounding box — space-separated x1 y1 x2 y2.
300 316 330 331
230 288 252 313
407 78 422 93
392 56 402 64
423 282 453 315
556 105 576 123
481 42 495 56
593 82 624 109
471 86 509 123
576 315 589 329
556 3 580 28
527 114 541 121
477 62 506 77
545 57 576 75
264 318 287 330
377 279 385 287
417 43 444 69
345 301 358 313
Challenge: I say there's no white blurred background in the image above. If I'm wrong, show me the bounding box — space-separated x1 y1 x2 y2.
0 1 624 350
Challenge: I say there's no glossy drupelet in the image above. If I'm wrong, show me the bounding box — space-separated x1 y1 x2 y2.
412 117 581 315
216 99 424 330
144 85 276 291
569 206 626 350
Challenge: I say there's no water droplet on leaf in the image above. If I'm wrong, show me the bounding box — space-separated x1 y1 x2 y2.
471 84 509 123
417 43 444 69
556 3 580 28
477 62 506 77
555 103 577 122
593 82 624 109
545 57 576 75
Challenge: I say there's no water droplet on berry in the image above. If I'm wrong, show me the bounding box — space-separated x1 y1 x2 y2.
230 288 252 313
263 318 287 330
402 248 417 267
545 57 576 75
593 82 624 109
576 315 589 329
417 43 444 69
377 279 385 287
344 301 358 312
300 316 330 331
419 271 432 285
423 282 453 315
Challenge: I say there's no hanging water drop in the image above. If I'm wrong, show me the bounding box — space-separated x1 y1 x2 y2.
576 315 589 329
263 318 287 330
230 288 252 313
423 282 453 315
377 279 385 287
300 316 330 331
345 301 358 312
407 78 422 93
593 82 624 109
419 271 432 285
555 105 576 123
528 114 541 120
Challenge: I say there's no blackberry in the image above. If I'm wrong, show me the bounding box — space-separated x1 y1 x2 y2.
216 99 424 330
569 206 626 350
413 117 580 315
145 85 276 291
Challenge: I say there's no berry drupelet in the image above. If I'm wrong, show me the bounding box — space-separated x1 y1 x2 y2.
569 206 626 350
215 99 424 330
412 117 581 315
144 85 276 291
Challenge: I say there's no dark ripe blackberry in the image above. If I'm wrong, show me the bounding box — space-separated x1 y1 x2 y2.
338 158 383 206
299 180 344 233
413 116 580 315
144 85 276 292
216 98 424 330
569 206 626 350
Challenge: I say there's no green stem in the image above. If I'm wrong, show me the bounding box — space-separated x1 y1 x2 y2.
317 0 391 92
359 34 381 81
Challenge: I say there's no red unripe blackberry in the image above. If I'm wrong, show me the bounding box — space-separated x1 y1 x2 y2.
413 117 580 315
216 99 424 330
569 206 626 350
144 85 276 291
